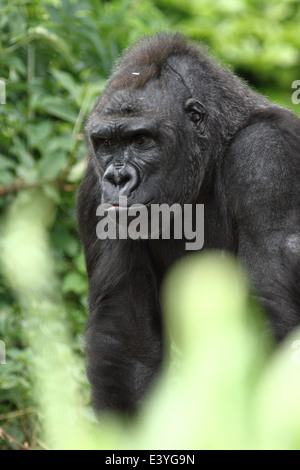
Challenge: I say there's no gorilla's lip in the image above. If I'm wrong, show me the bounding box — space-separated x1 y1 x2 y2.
105 199 155 212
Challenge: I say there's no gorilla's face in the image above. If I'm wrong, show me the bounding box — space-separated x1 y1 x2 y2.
87 74 207 208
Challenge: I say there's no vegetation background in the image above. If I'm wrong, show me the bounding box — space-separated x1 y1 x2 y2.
0 0 300 450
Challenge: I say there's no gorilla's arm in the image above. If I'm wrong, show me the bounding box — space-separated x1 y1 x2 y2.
225 115 300 339
77 165 163 412
86 240 163 412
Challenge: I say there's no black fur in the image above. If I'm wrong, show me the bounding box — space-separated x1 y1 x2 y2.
77 33 300 412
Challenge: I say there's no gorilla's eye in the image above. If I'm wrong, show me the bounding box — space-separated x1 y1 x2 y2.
189 112 202 123
135 135 150 145
185 98 207 127
92 135 115 150
103 138 114 147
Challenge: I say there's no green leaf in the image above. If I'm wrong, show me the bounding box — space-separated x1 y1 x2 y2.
0 170 15 185
26 121 54 151
51 69 82 101
11 138 35 168
37 97 78 123
67 160 87 183
42 184 61 204
62 272 88 295
38 151 68 180
0 154 16 170
52 226 80 257
16 165 38 183
28 26 72 59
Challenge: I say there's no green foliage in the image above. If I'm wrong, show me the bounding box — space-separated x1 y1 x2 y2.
0 0 299 449
156 0 300 115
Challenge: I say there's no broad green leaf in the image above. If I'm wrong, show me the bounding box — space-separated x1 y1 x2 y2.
26 121 54 151
37 97 78 123
28 26 72 58
67 160 87 183
38 151 68 180
0 170 14 185
62 272 88 295
11 138 35 168
0 154 16 170
16 165 38 183
51 69 82 101
42 184 61 204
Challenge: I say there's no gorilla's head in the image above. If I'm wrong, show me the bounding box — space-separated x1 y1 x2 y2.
85 34 251 209
85 33 256 211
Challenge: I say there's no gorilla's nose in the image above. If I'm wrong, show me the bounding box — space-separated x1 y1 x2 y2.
102 163 140 202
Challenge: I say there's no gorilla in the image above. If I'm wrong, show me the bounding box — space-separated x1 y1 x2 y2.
77 33 300 412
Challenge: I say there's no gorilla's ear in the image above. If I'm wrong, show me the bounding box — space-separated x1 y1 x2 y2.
185 98 207 131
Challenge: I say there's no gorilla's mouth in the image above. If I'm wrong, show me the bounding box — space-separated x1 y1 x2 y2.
104 198 155 213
